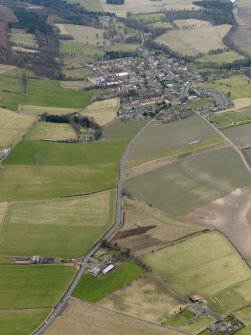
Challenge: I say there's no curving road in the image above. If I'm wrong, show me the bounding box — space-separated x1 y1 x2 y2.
33 117 157 335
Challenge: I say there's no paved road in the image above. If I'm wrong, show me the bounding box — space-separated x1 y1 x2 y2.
33 117 157 335
194 111 251 173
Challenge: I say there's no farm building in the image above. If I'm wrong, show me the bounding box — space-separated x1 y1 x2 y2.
189 294 202 303
0 148 10 159
115 72 129 80
102 264 114 275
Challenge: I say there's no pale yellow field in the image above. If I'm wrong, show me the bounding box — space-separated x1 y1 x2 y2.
80 98 120 126
100 0 200 17
60 81 91 90
44 298 183 335
26 122 77 141
57 24 108 47
0 64 16 75
19 105 80 116
99 274 184 323
12 46 39 54
0 203 8 227
155 25 231 56
55 24 68 35
174 18 212 29
0 108 36 148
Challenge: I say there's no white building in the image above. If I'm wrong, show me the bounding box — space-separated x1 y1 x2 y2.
102 264 114 275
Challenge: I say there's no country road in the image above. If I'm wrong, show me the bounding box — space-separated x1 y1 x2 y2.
33 116 157 335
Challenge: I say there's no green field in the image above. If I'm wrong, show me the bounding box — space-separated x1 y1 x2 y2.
102 120 148 142
203 76 251 100
73 258 145 302
142 232 251 302
0 71 102 110
187 98 213 109
127 115 220 166
125 148 251 215
0 265 76 308
26 122 77 141
60 40 103 62
4 140 128 166
208 110 251 129
155 25 231 57
1 139 127 201
67 0 103 11
166 314 214 334
9 29 38 49
0 310 50 335
0 190 116 258
198 51 244 64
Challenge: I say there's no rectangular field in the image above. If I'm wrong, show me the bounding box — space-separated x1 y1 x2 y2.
9 29 38 49
19 105 80 116
67 0 103 11
0 108 36 148
26 122 77 141
223 123 251 146
0 309 50 335
73 258 144 302
155 25 231 56
127 114 220 166
198 51 244 64
229 26 251 56
44 298 183 335
142 231 251 301
125 148 251 215
0 190 116 258
203 76 251 100
0 265 76 308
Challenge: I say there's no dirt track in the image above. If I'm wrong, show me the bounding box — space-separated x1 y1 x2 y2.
185 183 251 266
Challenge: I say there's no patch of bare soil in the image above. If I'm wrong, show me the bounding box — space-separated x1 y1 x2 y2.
45 298 183 335
184 183 251 266
99 274 185 324
112 198 204 256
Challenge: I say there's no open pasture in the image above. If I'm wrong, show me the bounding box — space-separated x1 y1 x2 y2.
0 71 101 111
0 108 36 148
19 105 80 116
112 198 203 255
4 139 128 166
0 309 50 335
203 76 251 100
0 64 16 74
26 122 77 141
80 98 119 126
57 24 107 47
73 258 144 302
125 147 251 215
223 123 251 146
174 19 211 29
99 274 184 323
0 203 7 226
198 51 244 64
142 231 251 301
59 40 103 62
9 29 38 49
102 119 148 142
229 26 251 57
44 298 183 335
155 25 230 56
237 5 251 26
127 114 220 167
208 110 251 129
67 0 103 11
60 80 91 90
0 265 76 308
0 190 116 258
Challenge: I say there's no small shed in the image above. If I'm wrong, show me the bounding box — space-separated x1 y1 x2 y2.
189 294 201 303
102 264 114 275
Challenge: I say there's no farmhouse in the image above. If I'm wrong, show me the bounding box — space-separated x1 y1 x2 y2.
102 264 114 275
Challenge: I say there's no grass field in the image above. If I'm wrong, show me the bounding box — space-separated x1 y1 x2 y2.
67 0 103 11
99 274 184 323
73 258 144 302
174 18 211 29
0 202 7 225
80 98 120 126
203 76 251 100
134 13 165 23
112 198 203 255
0 265 76 308
26 122 77 141
187 97 213 109
0 70 102 111
4 140 128 166
155 25 230 56
0 139 127 201
0 309 50 335
59 40 104 62
102 119 148 142
208 110 251 130
9 29 38 49
127 115 220 166
198 51 244 64
142 231 251 301
223 123 251 146
235 305 251 325
0 64 16 74
44 298 183 335
125 148 251 215
165 314 214 334
0 190 116 257
0 108 36 149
